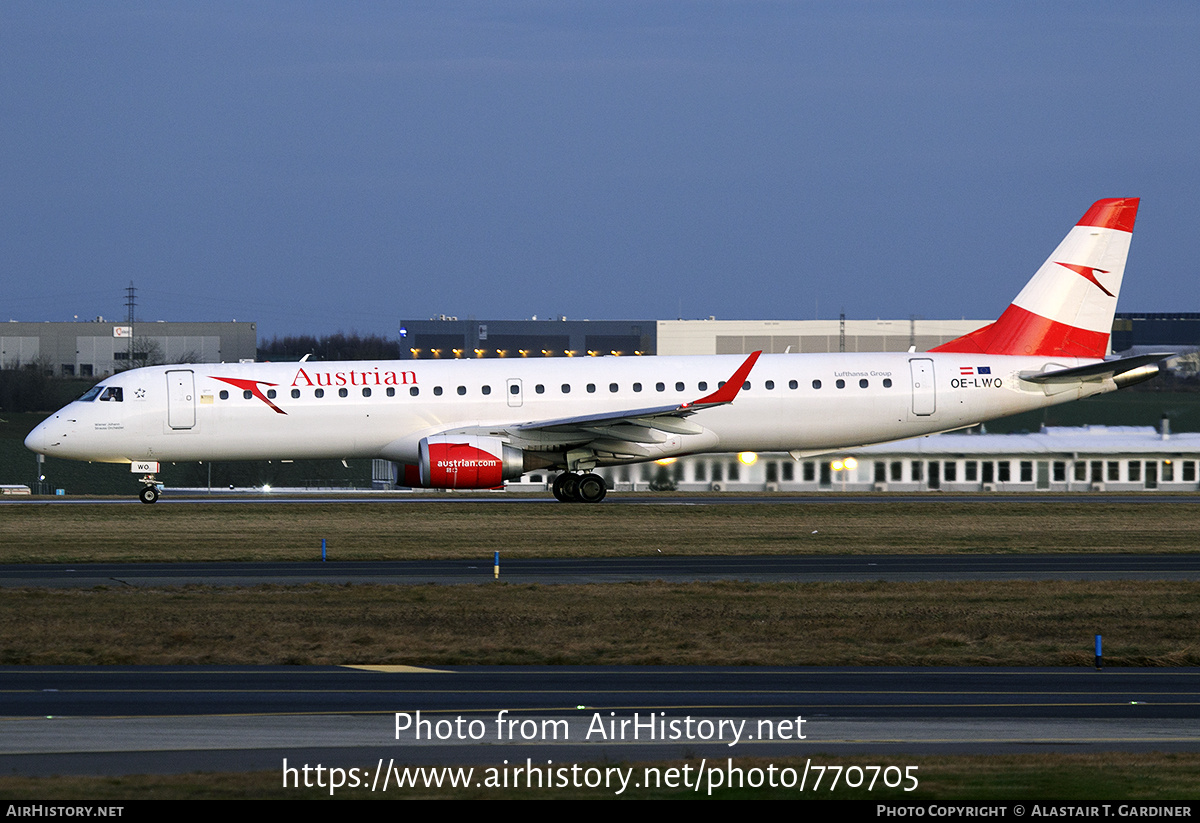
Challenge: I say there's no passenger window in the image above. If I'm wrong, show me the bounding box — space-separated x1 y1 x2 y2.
291 389 300 399
482 385 491 395
609 383 618 393
338 388 348 397
859 379 868 388
434 386 443 396
219 390 229 400
457 386 466 396
243 390 253 400
535 384 545 394
743 381 750 390
789 380 798 389
561 384 571 393
409 387 419 397
633 383 642 392
765 380 774 390
812 380 821 389
656 382 665 392
386 387 395 397
698 381 707 391
836 379 845 389
315 389 325 398
587 383 596 393
510 384 519 395
362 387 371 397
883 378 892 388
267 389 277 399
675 382 684 391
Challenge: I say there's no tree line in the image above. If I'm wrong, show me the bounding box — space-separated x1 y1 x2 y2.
257 332 400 362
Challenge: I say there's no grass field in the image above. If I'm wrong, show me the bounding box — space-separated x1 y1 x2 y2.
3 498 1198 666
1 579 1197 666
3 498 1200 562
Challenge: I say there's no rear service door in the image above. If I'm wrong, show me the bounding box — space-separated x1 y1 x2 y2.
909 358 936 416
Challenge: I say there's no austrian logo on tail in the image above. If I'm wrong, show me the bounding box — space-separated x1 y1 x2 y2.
1055 262 1114 297
209 376 287 414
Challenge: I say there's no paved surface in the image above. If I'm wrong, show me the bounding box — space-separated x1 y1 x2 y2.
1 666 1197 775
4 554 1200 587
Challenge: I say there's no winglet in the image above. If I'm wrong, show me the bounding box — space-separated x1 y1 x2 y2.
680 351 762 410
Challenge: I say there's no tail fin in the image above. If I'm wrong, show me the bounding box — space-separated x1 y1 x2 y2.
930 198 1139 358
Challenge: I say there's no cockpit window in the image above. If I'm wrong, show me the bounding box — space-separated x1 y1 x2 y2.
99 387 124 402
77 386 104 402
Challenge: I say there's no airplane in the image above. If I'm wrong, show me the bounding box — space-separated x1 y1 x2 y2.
25 197 1167 504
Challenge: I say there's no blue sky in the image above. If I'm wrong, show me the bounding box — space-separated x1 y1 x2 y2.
3 2 1198 339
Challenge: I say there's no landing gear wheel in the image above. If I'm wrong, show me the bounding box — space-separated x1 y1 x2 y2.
576 473 608 504
138 485 160 504
559 473 582 502
552 473 573 502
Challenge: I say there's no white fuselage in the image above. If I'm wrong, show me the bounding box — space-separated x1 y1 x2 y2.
26 351 1111 467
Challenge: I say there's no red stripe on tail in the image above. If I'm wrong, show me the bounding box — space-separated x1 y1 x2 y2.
929 304 1109 358
1077 198 1139 232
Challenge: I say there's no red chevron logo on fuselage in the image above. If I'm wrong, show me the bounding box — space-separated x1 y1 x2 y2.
1055 262 1114 297
209 376 287 414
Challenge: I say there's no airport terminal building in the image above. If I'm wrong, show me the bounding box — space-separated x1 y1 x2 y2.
499 425 1200 494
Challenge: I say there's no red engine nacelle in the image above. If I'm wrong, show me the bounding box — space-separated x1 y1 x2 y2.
399 435 526 489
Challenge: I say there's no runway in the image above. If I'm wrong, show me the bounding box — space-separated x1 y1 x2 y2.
4 554 1200 588
2 666 1198 776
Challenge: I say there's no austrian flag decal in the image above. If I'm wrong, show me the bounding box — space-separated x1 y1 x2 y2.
959 366 992 376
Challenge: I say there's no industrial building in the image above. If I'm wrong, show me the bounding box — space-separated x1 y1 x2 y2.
396 317 991 359
396 311 1200 360
0 321 258 377
397 318 654 359
1111 312 1200 352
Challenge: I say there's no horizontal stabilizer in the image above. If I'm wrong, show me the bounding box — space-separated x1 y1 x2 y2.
1020 353 1172 385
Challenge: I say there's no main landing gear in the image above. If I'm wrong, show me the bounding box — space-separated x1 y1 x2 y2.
552 472 608 503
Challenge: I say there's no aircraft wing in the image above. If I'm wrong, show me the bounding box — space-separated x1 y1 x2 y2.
449 351 762 458
1020 352 1173 386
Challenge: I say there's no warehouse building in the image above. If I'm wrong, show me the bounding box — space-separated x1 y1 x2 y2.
0 321 257 377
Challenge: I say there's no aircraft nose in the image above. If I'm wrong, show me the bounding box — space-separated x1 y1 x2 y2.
24 420 48 454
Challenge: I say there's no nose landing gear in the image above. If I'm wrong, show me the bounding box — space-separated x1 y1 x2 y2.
136 472 162 504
